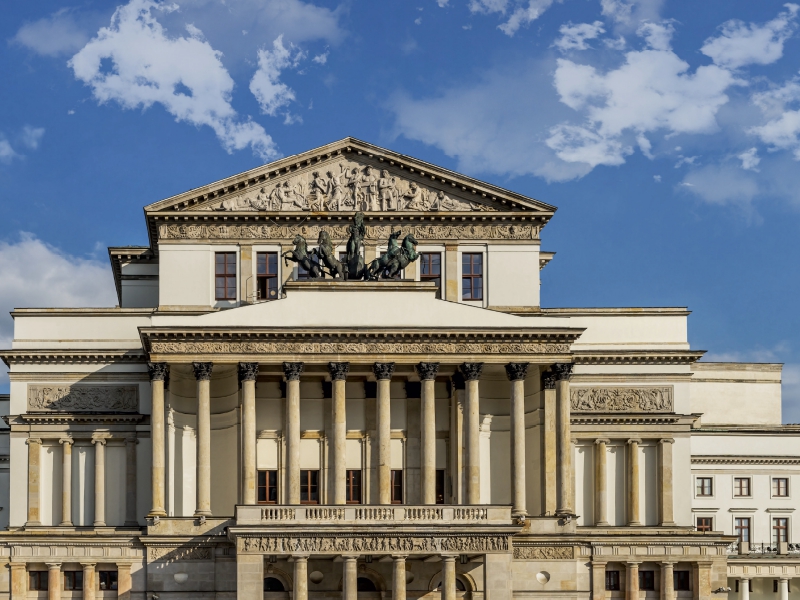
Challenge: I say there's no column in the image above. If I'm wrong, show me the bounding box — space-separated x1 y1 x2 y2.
293 555 309 600
594 439 609 527
505 363 528 517
627 439 642 526
658 438 675 526
93 438 106 527
10 561 26 599
460 362 483 504
60 438 73 526
26 437 42 526
442 555 457 600
117 563 132 600
342 555 358 600
82 563 96 600
393 555 407 600
553 363 574 516
148 362 168 517
124 437 137 526
417 362 439 505
591 561 607 600
779 579 790 600
47 563 62 600
193 361 213 517
330 362 350 505
374 362 395 505
739 578 750 600
625 562 640 600
695 562 712 600
237 553 264 600
660 562 675 600
239 362 259 505
541 370 557 516
449 373 465 504
284 362 304 504
444 244 459 301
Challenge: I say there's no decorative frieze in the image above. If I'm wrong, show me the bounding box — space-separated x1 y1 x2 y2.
239 535 509 554
570 387 674 413
148 546 213 562
27 385 138 412
513 546 574 560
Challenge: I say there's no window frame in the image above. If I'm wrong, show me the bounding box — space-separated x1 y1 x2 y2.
696 516 714 532
638 571 655 591
255 251 280 302
391 469 404 504
734 517 752 542
64 571 83 591
419 252 442 289
674 571 691 592
605 571 621 591
214 251 238 301
346 469 362 504
733 477 752 498
460 251 484 302
29 571 48 591
98 571 118 591
300 469 320 504
257 469 278 504
695 476 714 497
772 477 789 498
773 517 789 544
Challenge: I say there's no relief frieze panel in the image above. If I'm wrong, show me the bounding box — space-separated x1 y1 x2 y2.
513 546 574 560
148 546 213 562
570 387 673 413
27 385 139 412
239 535 509 554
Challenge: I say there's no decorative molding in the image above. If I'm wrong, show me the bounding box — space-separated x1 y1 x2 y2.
27 385 138 412
553 363 573 381
329 362 350 381
148 546 213 562
238 362 259 383
283 362 304 381
513 546 574 560
572 416 680 425
19 413 144 424
573 351 705 366
460 363 484 381
570 387 674 413
416 362 440 381
504 363 529 382
1 351 146 366
239 535 509 554
372 362 395 381
192 362 213 381
148 362 168 382
691 456 800 465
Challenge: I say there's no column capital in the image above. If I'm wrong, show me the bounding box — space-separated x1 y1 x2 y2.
542 370 556 389
80 562 97 567
238 362 260 385
148 362 169 381
739 577 752 581
391 554 409 560
329 362 350 381
553 363 574 381
441 554 458 561
416 362 440 381
625 561 641 566
26 437 42 446
591 559 608 567
504 362 529 381
59 438 74 446
627 438 642 445
91 437 107 446
659 438 675 445
459 362 483 381
373 362 395 381
291 554 310 561
594 438 610 445
283 361 304 381
46 562 62 568
659 561 676 567
192 362 213 381
341 554 359 561
125 436 138 445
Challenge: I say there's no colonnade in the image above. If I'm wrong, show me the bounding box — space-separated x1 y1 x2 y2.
147 360 576 517
737 577 792 600
591 560 709 600
9 560 132 600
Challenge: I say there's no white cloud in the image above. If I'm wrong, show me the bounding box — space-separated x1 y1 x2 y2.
0 234 117 390
415 17 423 25
436 0 449 6
600 0 664 29
701 3 799 70
250 35 302 121
20 126 45 150
554 21 605 53
738 147 760 171
679 164 760 207
468 0 554 36
11 8 91 56
546 124 631 167
749 80 800 159
0 126 46 163
653 174 661 182
68 0 278 161
674 155 698 168
0 140 17 164
312 51 328 65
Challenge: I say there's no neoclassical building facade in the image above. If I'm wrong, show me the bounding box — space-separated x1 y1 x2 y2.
0 138 797 600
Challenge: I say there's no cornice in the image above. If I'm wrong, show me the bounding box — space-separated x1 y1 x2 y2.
0 350 146 367
573 350 705 365
108 247 156 306
17 413 145 425
571 416 683 425
692 456 800 465
541 307 691 317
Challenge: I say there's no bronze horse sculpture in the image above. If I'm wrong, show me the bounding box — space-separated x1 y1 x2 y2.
366 232 419 280
282 234 322 278
317 231 345 279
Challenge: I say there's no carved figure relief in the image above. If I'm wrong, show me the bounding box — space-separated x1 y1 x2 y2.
27 385 138 412
570 387 674 412
513 546 574 560
148 546 213 562
239 535 509 555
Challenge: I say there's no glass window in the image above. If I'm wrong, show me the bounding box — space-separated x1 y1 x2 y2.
735 517 751 542
674 572 691 591
256 252 279 301
391 469 404 504
696 477 713 496
300 470 319 504
99 571 118 591
696 517 713 532
215 252 237 300
773 478 789 497
64 571 83 591
435 469 446 504
605 571 620 591
346 470 362 504
773 518 789 543
461 253 483 300
257 470 278 504
639 571 655 591
264 577 286 592
29 572 48 591
734 477 751 497
420 252 442 288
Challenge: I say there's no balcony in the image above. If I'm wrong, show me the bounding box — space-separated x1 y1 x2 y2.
235 505 512 526
727 542 800 556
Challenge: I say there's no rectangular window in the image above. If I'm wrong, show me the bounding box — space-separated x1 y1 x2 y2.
773 518 789 544
391 469 404 504
639 571 655 591
435 469 446 504
420 252 442 288
346 470 362 504
674 572 691 591
300 470 319 504
773 478 789 497
734 581 752 593
215 252 237 300
29 572 48 591
734 477 751 497
257 470 278 504
461 253 483 300
735 517 751 542
64 571 83 591
696 517 714 532
99 571 118 591
696 477 713 496
605 571 620 591
256 252 279 301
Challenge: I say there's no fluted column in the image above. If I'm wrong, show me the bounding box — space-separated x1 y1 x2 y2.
330 362 350 505
554 363 573 516
460 362 483 504
658 438 675 526
393 555 407 600
284 362 304 504
147 362 168 517
417 362 440 505
660 562 675 600
92 438 106 526
26 437 42 526
342 555 358 600
442 555 457 600
239 362 259 505
82 563 96 600
293 555 308 600
374 362 395 505
47 563 61 600
739 578 750 600
625 562 640 600
193 362 213 517
124 437 137 526
505 362 528 517
60 438 73 526
627 438 642 526
594 438 609 526
541 370 557 516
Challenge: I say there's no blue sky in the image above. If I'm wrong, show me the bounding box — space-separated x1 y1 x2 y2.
2 0 800 420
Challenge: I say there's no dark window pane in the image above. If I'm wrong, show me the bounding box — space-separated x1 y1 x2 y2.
605 571 620 591
674 572 691 591
436 469 446 504
639 571 655 591
264 577 286 591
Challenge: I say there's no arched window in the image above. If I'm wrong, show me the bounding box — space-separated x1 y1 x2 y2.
357 577 378 592
264 577 286 592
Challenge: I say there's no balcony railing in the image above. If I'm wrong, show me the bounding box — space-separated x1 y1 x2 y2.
235 504 512 526
726 542 800 555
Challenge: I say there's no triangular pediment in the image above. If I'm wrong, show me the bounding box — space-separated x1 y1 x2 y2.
144 137 555 215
